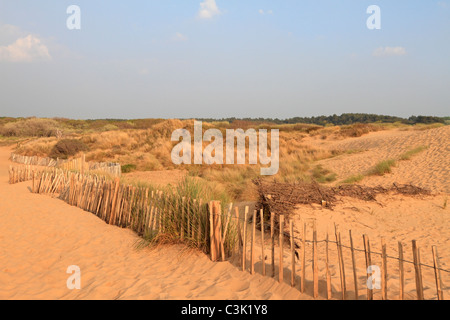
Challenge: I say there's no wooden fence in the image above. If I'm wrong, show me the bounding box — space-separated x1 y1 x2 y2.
8 168 448 300
10 153 121 177
213 208 448 300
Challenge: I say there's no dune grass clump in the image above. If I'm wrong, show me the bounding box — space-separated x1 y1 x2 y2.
369 159 396 176
341 174 365 184
311 165 337 183
138 177 237 256
399 146 428 160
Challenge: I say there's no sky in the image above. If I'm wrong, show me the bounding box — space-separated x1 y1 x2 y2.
0 0 449 119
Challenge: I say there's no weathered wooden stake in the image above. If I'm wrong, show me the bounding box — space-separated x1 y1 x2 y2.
412 240 424 300
301 221 306 294
271 212 275 278
363 234 373 300
279 215 284 284
381 237 388 300
432 245 444 300
242 207 248 272
398 241 404 300
260 209 266 276
326 232 332 299
349 230 358 300
313 220 318 298
251 210 256 274
290 220 296 288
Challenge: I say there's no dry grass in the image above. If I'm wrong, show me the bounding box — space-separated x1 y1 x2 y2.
11 119 446 200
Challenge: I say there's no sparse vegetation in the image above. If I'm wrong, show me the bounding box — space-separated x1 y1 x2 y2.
399 146 428 160
368 159 397 176
3 115 447 200
0 118 63 137
341 174 365 184
121 164 137 173
311 165 337 183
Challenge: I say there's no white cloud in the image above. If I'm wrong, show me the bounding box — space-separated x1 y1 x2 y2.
198 0 221 19
373 46 407 57
259 9 273 15
437 2 448 8
0 34 51 62
172 32 188 42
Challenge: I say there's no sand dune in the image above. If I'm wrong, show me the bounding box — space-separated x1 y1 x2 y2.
0 147 303 300
1 123 449 300
316 126 450 193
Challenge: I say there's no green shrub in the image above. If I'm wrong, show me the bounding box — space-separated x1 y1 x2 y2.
121 164 137 173
49 139 89 159
369 159 396 176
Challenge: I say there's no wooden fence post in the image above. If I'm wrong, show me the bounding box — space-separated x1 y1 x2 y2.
109 178 120 225
279 215 284 284
313 220 318 298
412 240 424 300
363 234 373 300
432 245 444 300
251 210 256 274
398 242 405 300
242 207 248 271
335 225 346 300
235 207 243 265
326 232 332 299
271 212 275 278
260 209 266 276
209 202 216 261
301 221 306 294
381 237 388 300
290 220 295 287
349 230 358 300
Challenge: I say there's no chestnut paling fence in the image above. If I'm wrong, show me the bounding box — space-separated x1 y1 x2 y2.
8 167 448 300
10 153 121 177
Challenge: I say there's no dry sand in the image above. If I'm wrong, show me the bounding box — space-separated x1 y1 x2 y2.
1 126 448 300
0 146 303 300
289 194 450 300
316 126 450 193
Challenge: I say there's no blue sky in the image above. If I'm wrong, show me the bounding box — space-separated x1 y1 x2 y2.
0 0 449 119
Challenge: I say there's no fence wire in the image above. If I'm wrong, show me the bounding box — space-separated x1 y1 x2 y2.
208 211 450 274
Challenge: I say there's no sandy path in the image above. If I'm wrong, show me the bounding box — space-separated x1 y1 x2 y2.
0 147 302 300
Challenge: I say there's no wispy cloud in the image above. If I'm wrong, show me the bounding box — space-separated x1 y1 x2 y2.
373 46 407 57
0 34 51 62
172 32 188 42
198 0 221 19
258 9 273 15
437 1 448 9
